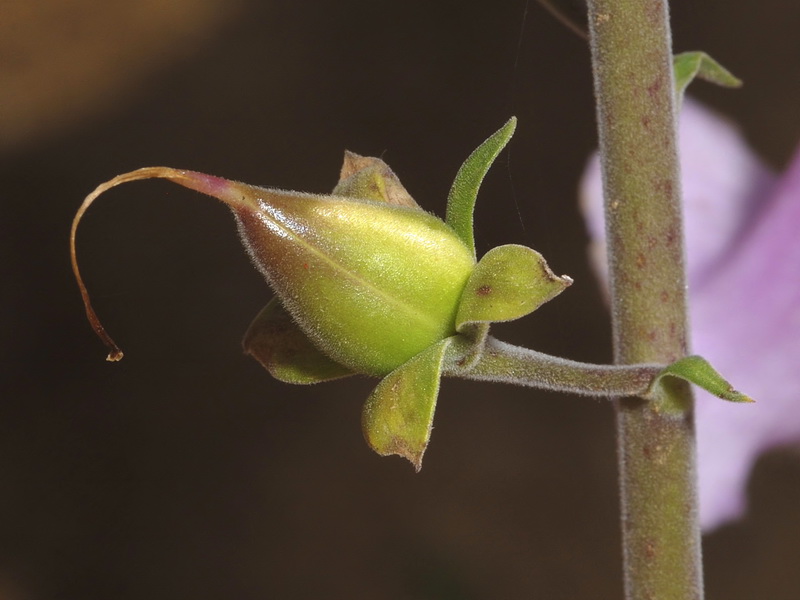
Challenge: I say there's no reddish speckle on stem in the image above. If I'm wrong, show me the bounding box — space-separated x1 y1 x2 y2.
646 74 664 98
660 290 670 303
477 285 492 296
644 539 657 561
303 263 309 270
654 178 674 197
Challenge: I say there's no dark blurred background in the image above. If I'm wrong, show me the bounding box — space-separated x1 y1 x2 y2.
2 1 799 598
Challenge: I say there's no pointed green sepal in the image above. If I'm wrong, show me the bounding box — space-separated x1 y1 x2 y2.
455 244 573 331
332 152 419 208
243 298 353 384
673 51 742 104
362 338 453 471
446 118 517 258
650 355 754 404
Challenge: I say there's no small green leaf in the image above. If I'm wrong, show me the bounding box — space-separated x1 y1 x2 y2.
362 338 452 470
651 355 754 403
455 244 573 331
446 117 517 258
243 298 353 384
673 51 742 104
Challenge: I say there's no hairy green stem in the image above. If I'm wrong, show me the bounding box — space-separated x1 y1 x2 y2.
446 337 663 397
587 0 702 598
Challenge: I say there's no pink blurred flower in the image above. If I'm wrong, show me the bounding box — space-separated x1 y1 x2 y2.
580 98 800 530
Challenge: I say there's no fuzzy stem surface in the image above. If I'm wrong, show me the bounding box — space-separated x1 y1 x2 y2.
586 0 703 598
448 337 663 397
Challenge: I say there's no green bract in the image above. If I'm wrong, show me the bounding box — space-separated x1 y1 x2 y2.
672 51 741 105
71 118 573 469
